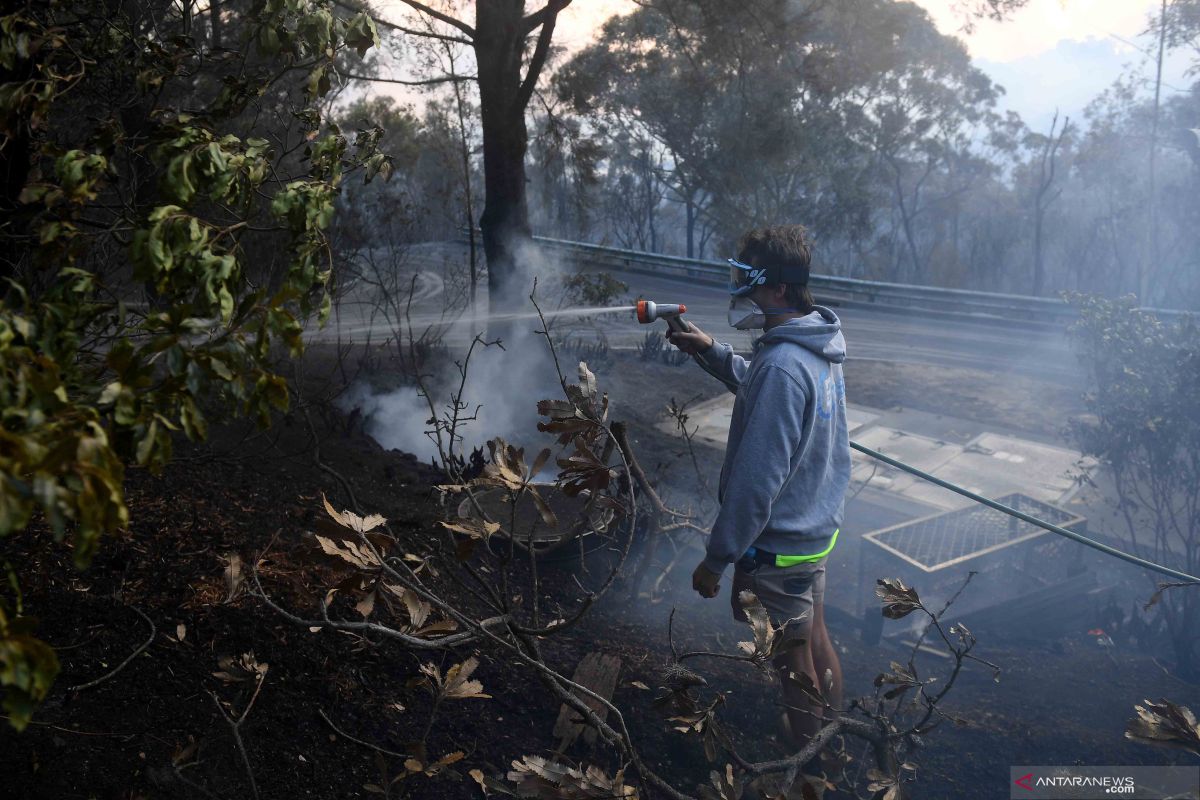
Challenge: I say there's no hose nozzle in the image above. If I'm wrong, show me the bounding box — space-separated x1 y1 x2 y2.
636 300 687 324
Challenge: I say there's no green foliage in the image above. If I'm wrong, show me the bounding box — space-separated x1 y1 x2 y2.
0 0 389 727
1068 294 1199 469
556 0 1006 257
0 568 59 731
562 272 628 309
1067 294 1200 677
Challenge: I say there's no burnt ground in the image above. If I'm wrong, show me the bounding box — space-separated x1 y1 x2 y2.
1 344 1198 800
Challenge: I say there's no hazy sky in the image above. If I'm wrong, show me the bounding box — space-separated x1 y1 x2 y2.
365 1 1195 133
550 0 1195 131
554 0 1162 61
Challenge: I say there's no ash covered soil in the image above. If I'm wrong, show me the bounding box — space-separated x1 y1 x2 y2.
2 345 1196 800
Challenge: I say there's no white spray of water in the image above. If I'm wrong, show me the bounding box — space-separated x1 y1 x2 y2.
333 304 636 340
337 239 615 467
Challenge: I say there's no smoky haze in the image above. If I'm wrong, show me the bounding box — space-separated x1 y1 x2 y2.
324 0 1200 770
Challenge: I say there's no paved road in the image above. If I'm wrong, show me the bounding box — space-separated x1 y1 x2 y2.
596 268 1084 385
311 241 1085 386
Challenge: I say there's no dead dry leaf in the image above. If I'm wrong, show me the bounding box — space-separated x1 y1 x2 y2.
1126 698 1200 756
221 553 244 603
321 493 387 533
213 652 268 683
875 578 921 619
441 656 491 700
314 534 380 570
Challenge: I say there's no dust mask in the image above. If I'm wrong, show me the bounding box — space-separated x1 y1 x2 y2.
727 296 801 330
728 296 766 330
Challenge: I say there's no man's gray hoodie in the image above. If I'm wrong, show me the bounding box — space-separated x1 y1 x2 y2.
698 306 850 577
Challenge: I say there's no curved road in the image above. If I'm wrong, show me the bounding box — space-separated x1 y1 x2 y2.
310 241 1083 386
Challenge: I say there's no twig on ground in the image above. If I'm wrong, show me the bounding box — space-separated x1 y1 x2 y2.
318 708 410 759
0 716 138 739
68 605 156 692
208 676 265 800
172 761 229 800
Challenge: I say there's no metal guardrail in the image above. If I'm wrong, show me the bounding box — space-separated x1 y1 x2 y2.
525 234 1193 324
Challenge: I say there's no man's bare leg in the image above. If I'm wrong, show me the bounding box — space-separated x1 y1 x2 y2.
810 601 843 717
777 637 823 749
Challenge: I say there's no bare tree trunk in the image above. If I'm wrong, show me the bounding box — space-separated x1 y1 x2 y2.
210 1 221 48
888 155 924 283
1033 112 1068 297
444 42 478 320
475 1 533 323
1146 0 1168 305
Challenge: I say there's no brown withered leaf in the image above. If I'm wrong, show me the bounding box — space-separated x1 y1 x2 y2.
577 361 598 402
530 447 552 479
314 535 381 570
669 697 726 762
697 764 742 800
739 591 775 650
556 437 615 497
875 578 921 619
322 493 386 533
442 656 491 700
420 657 489 701
380 583 432 630
495 755 638 798
414 618 459 637
785 669 827 709
537 398 595 443
480 438 531 492
221 553 244 603
536 362 609 445
1126 698 1200 756
404 750 465 777
874 661 921 701
736 591 796 665
528 487 559 528
470 768 488 795
355 588 377 619
441 514 501 562
213 651 268 683
865 768 907 800
439 518 502 540
171 736 199 767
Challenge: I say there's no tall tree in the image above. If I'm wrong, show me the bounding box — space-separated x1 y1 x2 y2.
342 0 574 318
559 0 1003 280
0 0 388 727
1030 112 1071 296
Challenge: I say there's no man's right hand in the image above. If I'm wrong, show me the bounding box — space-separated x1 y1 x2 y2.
666 322 714 355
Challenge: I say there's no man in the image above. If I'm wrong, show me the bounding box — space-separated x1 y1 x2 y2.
666 224 849 761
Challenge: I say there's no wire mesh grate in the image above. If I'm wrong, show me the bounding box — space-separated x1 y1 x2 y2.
863 493 1085 572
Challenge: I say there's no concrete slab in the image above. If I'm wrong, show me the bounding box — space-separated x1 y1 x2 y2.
853 430 1094 510
664 395 878 446
659 394 1096 513
850 427 963 503
958 432 1097 504
847 406 879 435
